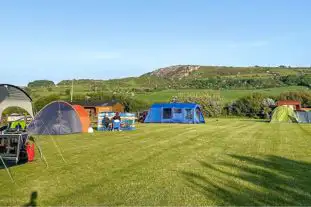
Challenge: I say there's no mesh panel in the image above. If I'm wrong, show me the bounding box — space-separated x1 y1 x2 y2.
0 85 30 101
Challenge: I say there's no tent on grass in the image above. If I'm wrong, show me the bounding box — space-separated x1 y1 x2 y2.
27 101 90 135
0 84 34 120
295 110 311 123
270 105 298 123
144 103 205 124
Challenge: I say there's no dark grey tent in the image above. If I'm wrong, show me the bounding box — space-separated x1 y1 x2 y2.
295 111 311 123
0 84 34 120
27 101 83 135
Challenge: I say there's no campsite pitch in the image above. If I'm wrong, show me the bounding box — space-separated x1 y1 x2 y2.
1 119 311 206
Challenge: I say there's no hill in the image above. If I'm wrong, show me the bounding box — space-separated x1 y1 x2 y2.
26 65 311 106
37 65 311 89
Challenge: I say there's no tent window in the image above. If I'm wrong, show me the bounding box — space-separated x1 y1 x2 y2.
185 109 193 119
163 108 172 119
174 108 182 113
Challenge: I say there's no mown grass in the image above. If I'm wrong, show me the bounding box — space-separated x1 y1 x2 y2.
1 119 311 206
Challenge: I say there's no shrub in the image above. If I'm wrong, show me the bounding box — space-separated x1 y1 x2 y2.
34 94 60 112
171 92 224 117
65 89 71 96
28 80 55 88
225 93 275 118
67 92 150 112
278 91 311 107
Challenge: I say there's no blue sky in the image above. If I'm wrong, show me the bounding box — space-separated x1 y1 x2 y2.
1 0 311 85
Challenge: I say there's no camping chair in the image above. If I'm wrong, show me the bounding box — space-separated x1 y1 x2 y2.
112 120 121 131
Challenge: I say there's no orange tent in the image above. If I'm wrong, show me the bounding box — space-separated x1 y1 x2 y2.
73 105 91 133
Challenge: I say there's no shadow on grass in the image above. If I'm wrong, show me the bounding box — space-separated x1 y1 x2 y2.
23 191 38 207
182 155 311 206
0 159 28 169
239 119 270 123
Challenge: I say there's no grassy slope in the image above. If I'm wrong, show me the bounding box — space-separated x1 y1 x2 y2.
31 85 309 103
135 86 309 103
1 119 311 206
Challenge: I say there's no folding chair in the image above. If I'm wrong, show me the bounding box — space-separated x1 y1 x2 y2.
112 120 121 131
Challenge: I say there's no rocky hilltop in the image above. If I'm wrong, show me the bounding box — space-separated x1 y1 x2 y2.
142 65 201 79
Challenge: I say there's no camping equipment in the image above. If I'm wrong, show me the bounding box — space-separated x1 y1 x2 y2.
27 101 90 135
270 105 299 123
295 110 311 123
98 112 136 131
144 103 205 124
0 84 34 120
0 132 29 164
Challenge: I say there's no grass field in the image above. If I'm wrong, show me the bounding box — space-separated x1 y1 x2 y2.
1 119 311 206
30 85 309 104
135 86 309 103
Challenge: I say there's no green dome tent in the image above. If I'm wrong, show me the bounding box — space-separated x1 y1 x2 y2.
270 105 298 123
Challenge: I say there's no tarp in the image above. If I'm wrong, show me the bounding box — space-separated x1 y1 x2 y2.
295 111 311 123
144 102 205 124
27 101 84 135
270 105 298 123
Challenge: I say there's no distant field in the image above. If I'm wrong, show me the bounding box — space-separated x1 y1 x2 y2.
31 85 309 103
1 119 311 205
135 86 309 103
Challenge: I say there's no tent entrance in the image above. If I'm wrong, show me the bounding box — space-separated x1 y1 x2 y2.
163 108 172 119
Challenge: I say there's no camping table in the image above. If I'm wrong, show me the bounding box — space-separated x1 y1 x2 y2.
0 132 28 164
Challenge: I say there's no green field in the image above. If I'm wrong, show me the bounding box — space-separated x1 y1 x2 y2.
1 119 311 206
135 86 309 103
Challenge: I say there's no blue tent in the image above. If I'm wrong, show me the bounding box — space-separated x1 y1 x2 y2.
144 103 205 124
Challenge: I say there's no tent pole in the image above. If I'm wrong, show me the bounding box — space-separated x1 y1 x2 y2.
0 155 15 183
70 79 74 102
32 137 49 168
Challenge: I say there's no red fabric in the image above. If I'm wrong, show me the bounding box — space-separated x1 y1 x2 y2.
26 143 35 162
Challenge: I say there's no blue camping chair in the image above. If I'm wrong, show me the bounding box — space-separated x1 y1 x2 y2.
112 120 121 131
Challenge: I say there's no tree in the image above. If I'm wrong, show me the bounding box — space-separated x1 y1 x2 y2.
28 80 55 88
65 89 71 96
225 93 275 118
34 94 60 112
23 87 32 96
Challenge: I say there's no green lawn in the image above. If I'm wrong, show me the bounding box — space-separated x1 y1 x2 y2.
1 119 311 206
135 86 309 103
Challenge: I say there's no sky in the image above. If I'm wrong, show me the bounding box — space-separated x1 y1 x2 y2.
1 0 311 85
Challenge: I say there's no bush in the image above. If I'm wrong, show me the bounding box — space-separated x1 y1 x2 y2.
65 89 71 96
34 94 60 112
67 92 150 112
28 80 55 88
225 93 275 118
171 93 224 117
278 91 311 107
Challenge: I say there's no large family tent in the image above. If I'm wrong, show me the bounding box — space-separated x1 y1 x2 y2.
0 84 34 120
27 101 90 135
270 105 298 123
295 110 311 123
144 103 205 124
